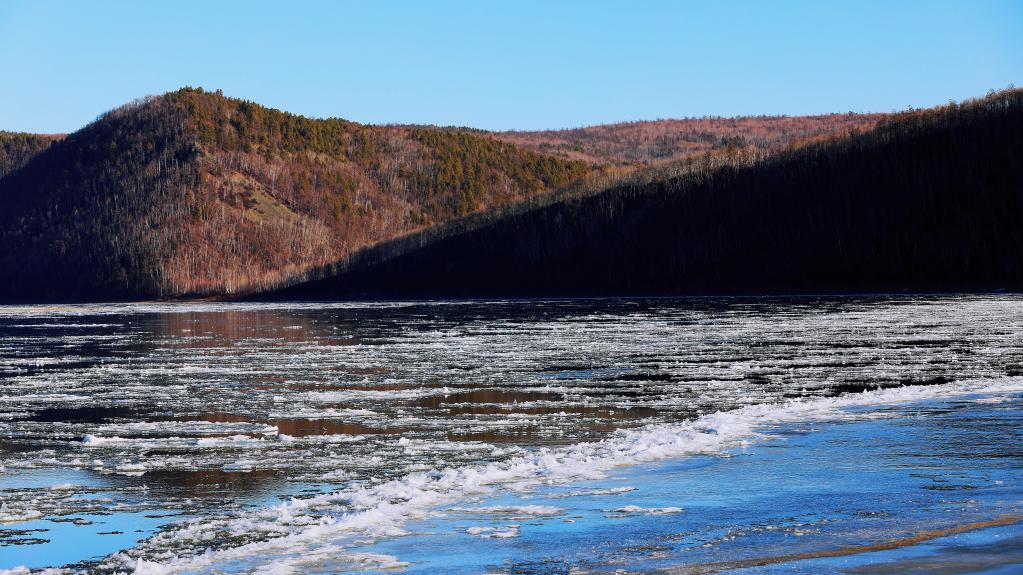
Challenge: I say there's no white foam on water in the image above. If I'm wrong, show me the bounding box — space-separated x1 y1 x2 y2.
299 387 453 403
222 461 255 472
0 504 43 524
396 437 496 453
194 435 269 448
465 525 521 538
551 486 637 498
0 568 64 575
129 549 410 575
93 421 279 436
81 376 1023 574
82 434 125 446
82 434 271 451
306 434 367 444
0 394 89 404
448 505 564 516
266 408 381 421
611 505 683 515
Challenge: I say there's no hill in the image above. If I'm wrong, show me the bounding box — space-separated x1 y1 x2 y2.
267 89 1023 299
0 131 62 179
0 88 593 300
489 113 883 165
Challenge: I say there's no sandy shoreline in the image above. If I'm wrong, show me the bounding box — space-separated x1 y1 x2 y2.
665 515 1023 574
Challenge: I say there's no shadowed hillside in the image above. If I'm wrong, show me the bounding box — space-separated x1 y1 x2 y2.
0 131 62 179
0 98 199 299
269 89 1023 299
0 89 593 300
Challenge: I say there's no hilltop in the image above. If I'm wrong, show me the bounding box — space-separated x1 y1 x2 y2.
268 89 1023 298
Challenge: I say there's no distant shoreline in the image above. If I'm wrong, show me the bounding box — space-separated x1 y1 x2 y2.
0 288 1022 306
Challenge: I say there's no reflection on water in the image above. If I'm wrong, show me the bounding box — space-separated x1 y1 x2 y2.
273 418 407 437
1 296 1023 570
20 406 143 423
153 310 335 347
139 468 284 499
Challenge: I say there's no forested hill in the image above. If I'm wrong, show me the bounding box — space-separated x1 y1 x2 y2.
268 89 1023 299
488 113 883 165
0 131 62 179
0 88 594 300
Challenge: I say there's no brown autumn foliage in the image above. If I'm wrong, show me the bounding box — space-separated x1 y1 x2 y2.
491 114 884 165
0 88 898 301
0 88 594 299
163 88 596 295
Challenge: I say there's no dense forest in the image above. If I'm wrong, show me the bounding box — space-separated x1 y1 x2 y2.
269 89 1023 299
0 89 594 299
0 97 199 298
3 88 1013 302
0 131 62 179
490 113 883 165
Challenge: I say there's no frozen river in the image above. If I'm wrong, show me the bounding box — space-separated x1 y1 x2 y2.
1 297 1022 573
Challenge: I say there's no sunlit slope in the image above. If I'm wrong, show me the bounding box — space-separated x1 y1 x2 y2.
490 113 883 165
0 88 592 300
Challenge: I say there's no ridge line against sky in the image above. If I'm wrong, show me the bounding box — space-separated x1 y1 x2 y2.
1 0 1021 134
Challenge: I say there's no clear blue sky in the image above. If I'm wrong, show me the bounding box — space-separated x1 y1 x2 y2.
1 0 1020 133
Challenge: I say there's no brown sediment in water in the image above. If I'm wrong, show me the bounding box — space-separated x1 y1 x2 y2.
273 418 408 436
664 515 1023 574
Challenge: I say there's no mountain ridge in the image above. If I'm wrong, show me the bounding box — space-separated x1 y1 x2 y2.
489 113 883 165
4 88 1010 303
264 89 1023 299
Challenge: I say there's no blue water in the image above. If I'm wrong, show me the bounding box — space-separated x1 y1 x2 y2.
366 395 1023 573
2 296 1022 572
2 510 167 569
